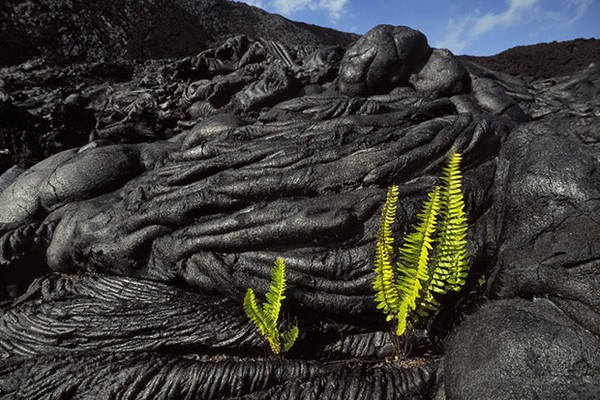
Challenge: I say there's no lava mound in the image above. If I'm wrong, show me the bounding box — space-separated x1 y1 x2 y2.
0 21 599 400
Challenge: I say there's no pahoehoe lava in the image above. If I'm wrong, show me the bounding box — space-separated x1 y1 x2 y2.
0 2 599 399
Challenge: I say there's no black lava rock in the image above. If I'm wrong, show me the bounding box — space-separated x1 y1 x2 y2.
0 3 599 398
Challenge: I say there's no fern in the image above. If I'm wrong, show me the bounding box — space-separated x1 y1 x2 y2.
394 186 441 335
243 258 298 354
415 153 469 320
373 185 400 320
435 153 470 291
373 152 470 337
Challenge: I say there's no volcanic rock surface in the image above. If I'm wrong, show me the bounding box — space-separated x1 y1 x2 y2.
0 8 599 400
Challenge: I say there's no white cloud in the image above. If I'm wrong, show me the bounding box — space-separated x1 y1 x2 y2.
317 0 349 20
239 0 265 7
435 15 475 54
548 0 594 26
238 0 350 21
470 0 539 36
434 0 593 54
271 0 313 15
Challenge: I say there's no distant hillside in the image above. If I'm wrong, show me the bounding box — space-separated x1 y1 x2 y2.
460 38 600 79
0 0 358 66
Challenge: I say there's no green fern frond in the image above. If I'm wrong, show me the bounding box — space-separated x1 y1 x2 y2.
282 326 299 352
243 288 274 337
263 258 286 329
373 185 400 320
381 185 399 249
243 258 298 354
432 152 470 291
395 186 441 336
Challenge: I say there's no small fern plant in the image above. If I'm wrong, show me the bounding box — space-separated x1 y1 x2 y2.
373 152 470 337
244 258 299 354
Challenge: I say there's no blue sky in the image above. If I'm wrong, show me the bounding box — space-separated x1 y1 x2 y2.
237 0 599 55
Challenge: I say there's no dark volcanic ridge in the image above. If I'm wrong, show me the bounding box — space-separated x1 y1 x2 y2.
461 38 600 79
0 0 357 66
